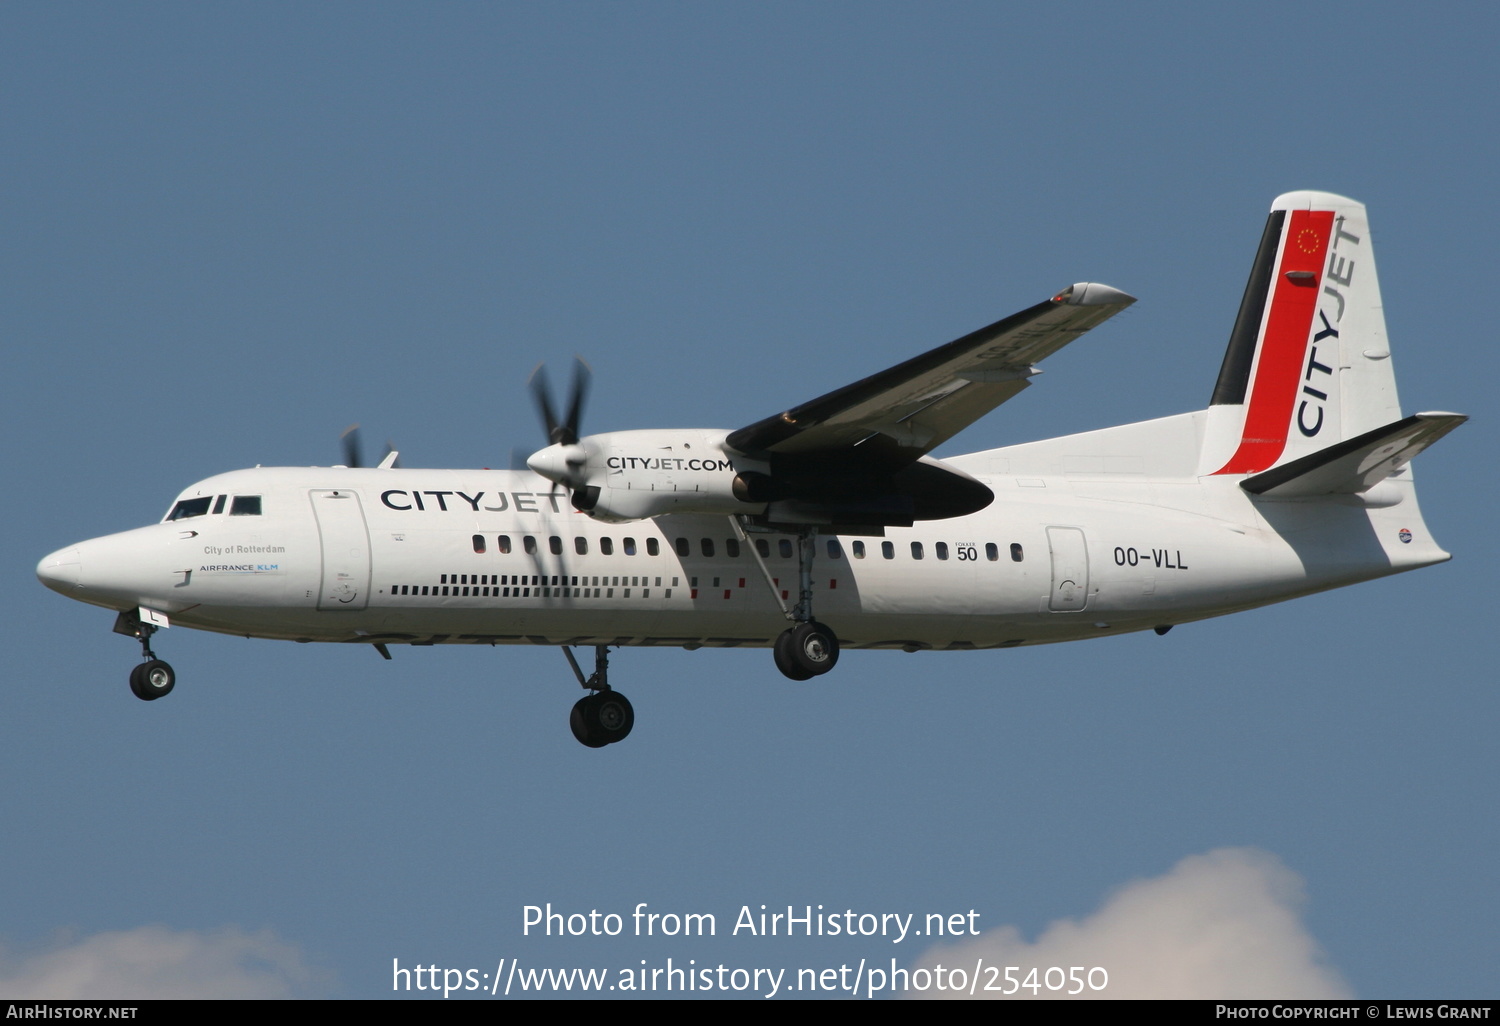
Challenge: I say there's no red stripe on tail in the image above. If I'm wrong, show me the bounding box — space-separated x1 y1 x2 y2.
1213 209 1334 475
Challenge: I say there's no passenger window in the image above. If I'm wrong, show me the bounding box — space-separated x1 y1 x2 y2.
229 495 262 516
852 541 866 559
911 542 924 560
725 538 740 558
675 538 690 557
1011 543 1024 562
212 495 227 515
986 543 999 561
523 536 537 555
472 535 487 554
624 538 637 555
497 535 512 554
701 538 715 557
549 536 563 555
826 540 842 559
600 537 614 555
935 542 949 560
647 538 660 556
575 537 588 555
167 497 212 521
881 541 895 560
755 539 770 558
778 539 793 558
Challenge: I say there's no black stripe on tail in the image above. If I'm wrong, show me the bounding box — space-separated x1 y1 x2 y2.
1211 209 1285 406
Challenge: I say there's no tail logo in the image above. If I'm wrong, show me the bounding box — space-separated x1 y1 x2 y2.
1214 210 1362 475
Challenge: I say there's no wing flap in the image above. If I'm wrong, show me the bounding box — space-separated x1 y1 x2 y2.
725 283 1135 464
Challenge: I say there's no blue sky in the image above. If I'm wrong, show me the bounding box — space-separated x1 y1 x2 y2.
3 2 1495 999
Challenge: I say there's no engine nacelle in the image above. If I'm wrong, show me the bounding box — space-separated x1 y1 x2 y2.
528 429 993 526
530 429 767 523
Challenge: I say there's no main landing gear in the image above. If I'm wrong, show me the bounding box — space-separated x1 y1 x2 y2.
114 611 176 702
741 523 841 682
560 644 634 749
773 620 839 681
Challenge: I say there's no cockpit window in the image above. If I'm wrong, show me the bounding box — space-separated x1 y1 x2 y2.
229 495 262 516
167 497 212 521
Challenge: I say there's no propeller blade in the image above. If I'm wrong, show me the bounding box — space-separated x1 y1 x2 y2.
528 364 563 444
527 357 594 508
528 358 592 446
562 358 590 446
340 424 363 468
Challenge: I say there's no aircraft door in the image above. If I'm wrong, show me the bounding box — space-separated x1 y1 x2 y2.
1046 527 1090 611
311 489 371 611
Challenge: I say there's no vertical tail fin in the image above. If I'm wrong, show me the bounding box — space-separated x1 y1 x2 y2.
1200 192 1399 476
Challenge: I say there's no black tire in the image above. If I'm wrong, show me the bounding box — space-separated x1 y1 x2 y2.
569 696 608 748
587 690 634 744
130 659 175 701
570 691 634 747
789 621 839 676
773 629 814 681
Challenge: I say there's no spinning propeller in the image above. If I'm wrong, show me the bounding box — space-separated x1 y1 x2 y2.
529 358 590 447
526 358 599 510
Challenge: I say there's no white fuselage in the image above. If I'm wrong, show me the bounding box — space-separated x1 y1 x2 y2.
40 410 1447 653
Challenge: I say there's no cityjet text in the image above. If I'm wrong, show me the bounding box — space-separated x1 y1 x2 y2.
606 456 734 472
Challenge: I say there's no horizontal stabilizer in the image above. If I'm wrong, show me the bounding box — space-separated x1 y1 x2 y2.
1241 413 1466 497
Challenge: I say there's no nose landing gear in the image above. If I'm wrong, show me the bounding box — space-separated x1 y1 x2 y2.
129 659 176 701
114 610 176 702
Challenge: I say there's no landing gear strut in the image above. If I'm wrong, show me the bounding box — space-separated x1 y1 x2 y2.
737 521 841 680
561 644 634 748
115 611 176 701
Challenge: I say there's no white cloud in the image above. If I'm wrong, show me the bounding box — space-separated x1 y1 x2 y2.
0 924 328 999
909 848 1352 999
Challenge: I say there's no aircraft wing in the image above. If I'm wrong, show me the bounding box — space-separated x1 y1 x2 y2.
724 283 1135 467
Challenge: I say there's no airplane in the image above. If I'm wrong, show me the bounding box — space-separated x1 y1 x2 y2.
36 191 1465 748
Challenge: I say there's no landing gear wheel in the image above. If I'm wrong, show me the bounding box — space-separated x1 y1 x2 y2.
569 690 634 748
792 621 839 675
774 630 814 680
570 697 607 748
776 622 839 678
129 659 175 701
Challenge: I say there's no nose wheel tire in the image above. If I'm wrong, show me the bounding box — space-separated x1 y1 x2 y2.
569 690 634 748
774 621 839 680
129 659 175 701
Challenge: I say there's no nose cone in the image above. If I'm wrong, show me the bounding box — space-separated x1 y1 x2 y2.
37 546 82 594
38 524 177 610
